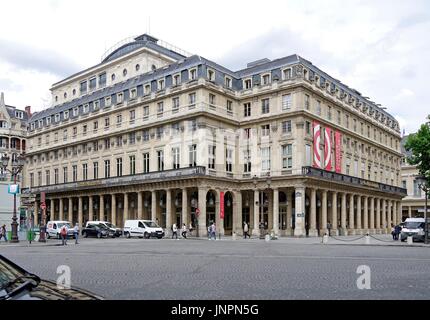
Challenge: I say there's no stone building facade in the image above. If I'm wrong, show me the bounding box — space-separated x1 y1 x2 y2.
24 34 406 237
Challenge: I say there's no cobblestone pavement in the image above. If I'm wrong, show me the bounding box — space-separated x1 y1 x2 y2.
1 236 429 300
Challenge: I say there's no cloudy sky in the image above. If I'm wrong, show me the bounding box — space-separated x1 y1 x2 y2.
0 0 429 133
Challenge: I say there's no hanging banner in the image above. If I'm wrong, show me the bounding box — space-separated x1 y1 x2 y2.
313 121 322 168
324 127 332 171
220 192 225 219
335 131 342 173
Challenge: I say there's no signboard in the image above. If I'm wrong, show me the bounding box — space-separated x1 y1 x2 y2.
195 208 200 217
41 192 46 203
220 192 225 219
40 202 46 210
313 121 321 168
324 127 332 171
335 131 342 173
8 184 20 194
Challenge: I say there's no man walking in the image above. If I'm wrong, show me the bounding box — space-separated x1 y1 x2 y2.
181 223 187 239
73 223 79 244
0 224 7 242
172 223 178 240
243 222 250 239
60 225 68 245
211 223 217 240
327 221 332 237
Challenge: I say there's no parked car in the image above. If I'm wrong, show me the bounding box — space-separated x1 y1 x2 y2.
0 254 103 300
123 220 164 239
46 221 75 239
85 221 122 237
81 224 114 238
400 218 426 242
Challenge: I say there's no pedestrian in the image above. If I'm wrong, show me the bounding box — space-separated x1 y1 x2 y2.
0 224 7 242
394 224 401 241
181 223 187 239
391 224 396 240
243 222 250 239
208 223 212 240
172 223 178 239
73 223 79 244
327 221 332 236
60 225 68 245
211 223 217 240
189 222 193 236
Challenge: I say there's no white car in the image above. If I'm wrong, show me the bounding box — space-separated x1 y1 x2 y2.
400 218 426 242
86 221 122 237
46 221 74 239
123 220 165 239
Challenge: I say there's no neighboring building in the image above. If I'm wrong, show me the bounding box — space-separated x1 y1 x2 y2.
24 34 406 237
401 135 427 219
0 92 30 229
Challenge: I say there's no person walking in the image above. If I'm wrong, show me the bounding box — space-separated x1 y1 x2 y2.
208 223 212 240
394 224 401 241
211 223 217 240
0 224 7 242
60 225 68 245
327 221 332 237
188 222 193 236
73 223 79 244
181 223 187 239
243 222 250 239
172 223 178 239
391 224 396 240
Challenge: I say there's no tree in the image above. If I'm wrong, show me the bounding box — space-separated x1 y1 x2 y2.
405 115 430 182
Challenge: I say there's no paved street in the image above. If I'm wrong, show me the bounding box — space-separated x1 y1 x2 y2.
1 235 430 300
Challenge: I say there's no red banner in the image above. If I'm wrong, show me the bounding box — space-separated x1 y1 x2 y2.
220 192 225 219
335 131 342 173
313 121 321 168
324 127 332 171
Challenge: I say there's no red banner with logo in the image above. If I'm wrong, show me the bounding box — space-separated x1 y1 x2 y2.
313 121 321 168
220 192 225 219
324 127 332 171
335 131 342 173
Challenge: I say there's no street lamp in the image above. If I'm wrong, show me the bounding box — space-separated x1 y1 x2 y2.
1 153 25 243
253 175 271 239
417 175 429 244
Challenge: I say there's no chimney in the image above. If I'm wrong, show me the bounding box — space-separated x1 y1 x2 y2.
25 106 32 117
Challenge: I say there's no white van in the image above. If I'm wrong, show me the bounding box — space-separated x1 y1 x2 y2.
400 218 426 242
46 221 74 239
123 220 164 239
86 221 122 237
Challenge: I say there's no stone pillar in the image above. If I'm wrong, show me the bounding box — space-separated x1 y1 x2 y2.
348 194 355 235
294 187 306 237
387 200 392 231
393 201 397 226
59 198 64 221
99 195 104 221
151 191 157 222
253 189 260 236
68 198 73 223
397 201 402 224
78 196 83 228
49 199 54 220
182 188 188 227
382 199 387 233
331 191 338 235
363 196 368 233
137 191 143 220
286 191 293 235
340 192 347 235
370 197 375 234
376 198 381 234
356 195 362 234
111 194 116 226
273 188 280 236
321 190 327 235
408 206 412 218
123 193 129 226
34 200 39 226
166 189 172 235
309 188 317 236
198 188 207 237
88 196 93 222
233 190 242 235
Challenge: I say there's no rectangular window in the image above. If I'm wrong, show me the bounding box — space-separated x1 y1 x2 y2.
63 167 68 183
129 132 136 144
209 93 216 106
225 148 233 172
98 73 106 88
105 96 111 107
117 93 124 104
173 74 181 86
262 74 270 85
261 147 271 171
172 147 180 169
305 94 310 110
104 160 110 178
105 117 110 128
261 98 270 114
305 121 311 135
327 106 332 120
172 97 180 112
282 120 292 134
345 114 350 128
45 170 50 186
83 124 87 135
225 77 232 88
93 162 98 179
189 93 196 107
316 100 321 116
244 103 251 117
83 163 88 181
116 114 122 125
282 144 293 169
80 81 87 94
116 158 123 177
158 79 165 91
129 155 136 175
243 150 251 173
282 94 292 110
157 150 164 171
156 127 164 139
38 171 42 186
93 121 98 132
189 144 197 167
261 124 270 137
144 84 151 95
143 105 149 118
305 145 312 166
227 100 233 114
244 128 251 139
207 69 215 81
337 110 341 125
129 110 135 123
104 138 110 150
208 145 216 169
244 79 252 89
72 165 77 182
142 129 150 141
89 78 96 91
130 88 137 99
189 69 197 80
116 136 122 147
30 173 34 187
54 169 58 184
157 102 164 116
143 153 150 173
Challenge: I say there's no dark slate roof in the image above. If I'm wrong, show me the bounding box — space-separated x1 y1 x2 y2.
5 104 29 122
236 54 300 77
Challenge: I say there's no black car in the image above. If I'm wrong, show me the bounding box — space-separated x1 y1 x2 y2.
0 255 103 300
81 224 113 238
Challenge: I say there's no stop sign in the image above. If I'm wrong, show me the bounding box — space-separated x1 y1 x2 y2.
195 208 200 216
40 202 46 210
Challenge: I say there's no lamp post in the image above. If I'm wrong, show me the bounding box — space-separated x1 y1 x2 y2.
253 175 271 239
417 175 429 244
1 154 25 243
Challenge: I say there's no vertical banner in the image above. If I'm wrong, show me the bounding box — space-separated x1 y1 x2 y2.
220 192 225 219
324 127 332 171
335 131 342 173
313 121 322 168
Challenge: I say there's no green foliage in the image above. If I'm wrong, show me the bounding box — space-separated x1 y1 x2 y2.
405 116 430 182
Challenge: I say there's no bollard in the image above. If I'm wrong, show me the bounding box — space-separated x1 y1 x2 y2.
265 234 270 242
365 233 370 245
407 236 413 245
322 233 329 244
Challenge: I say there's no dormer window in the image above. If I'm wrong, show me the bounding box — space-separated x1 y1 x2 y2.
158 79 165 91
282 68 292 80
105 96 112 107
89 77 96 91
189 68 197 81
94 100 100 110
262 73 271 85
46 117 51 126
55 96 58 102
173 74 181 86
130 88 137 99
64 110 69 120
207 69 215 81
243 78 252 89
83 104 89 113
144 84 151 95
72 107 78 117
225 76 232 88
64 92 67 99
117 93 124 104
38 120 43 128
55 114 60 122
31 123 35 130
15 111 23 119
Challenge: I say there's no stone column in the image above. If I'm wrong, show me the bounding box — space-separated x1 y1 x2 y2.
387 200 392 231
309 188 317 236
198 188 207 237
78 196 83 228
253 189 260 236
182 188 188 227
363 196 368 233
151 191 157 222
321 190 327 235
137 191 143 220
331 191 338 236
397 201 402 224
376 198 381 234
286 191 293 236
233 190 242 235
123 193 129 226
408 206 412 218
340 193 347 235
88 196 93 222
393 201 397 226
356 195 362 234
59 198 64 221
34 200 39 226
294 187 306 237
68 198 73 223
99 195 104 221
348 194 355 235
49 199 55 220
370 197 375 234
111 194 116 226
273 188 280 236
166 189 172 235
382 199 387 233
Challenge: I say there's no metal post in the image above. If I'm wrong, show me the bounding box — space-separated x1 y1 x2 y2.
425 188 428 245
10 173 19 243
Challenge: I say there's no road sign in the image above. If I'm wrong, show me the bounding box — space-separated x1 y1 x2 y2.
40 202 46 210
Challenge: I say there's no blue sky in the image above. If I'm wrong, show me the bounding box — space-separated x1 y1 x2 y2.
0 0 429 133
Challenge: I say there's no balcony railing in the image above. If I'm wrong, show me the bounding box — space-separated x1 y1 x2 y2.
302 166 407 196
